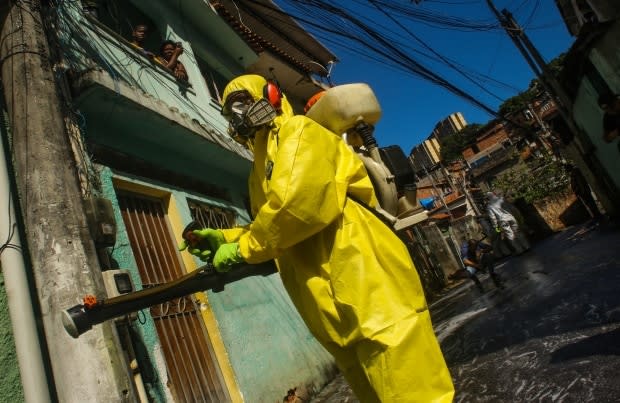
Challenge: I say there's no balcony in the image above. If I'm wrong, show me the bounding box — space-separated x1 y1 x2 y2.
55 2 253 177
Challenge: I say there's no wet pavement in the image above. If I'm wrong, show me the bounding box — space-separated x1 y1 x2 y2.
310 220 620 402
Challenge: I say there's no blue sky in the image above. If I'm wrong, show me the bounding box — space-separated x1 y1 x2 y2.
281 0 575 154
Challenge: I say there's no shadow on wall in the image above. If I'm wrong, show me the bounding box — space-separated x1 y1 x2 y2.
512 198 553 241
559 200 595 227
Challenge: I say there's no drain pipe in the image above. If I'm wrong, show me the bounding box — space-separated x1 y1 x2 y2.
0 134 51 402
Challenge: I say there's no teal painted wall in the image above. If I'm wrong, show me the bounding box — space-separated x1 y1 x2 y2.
99 168 168 403
573 79 620 190
0 271 25 402
572 21 620 192
99 166 334 401
206 274 336 402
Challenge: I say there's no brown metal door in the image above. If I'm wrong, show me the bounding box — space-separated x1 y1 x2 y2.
117 192 231 402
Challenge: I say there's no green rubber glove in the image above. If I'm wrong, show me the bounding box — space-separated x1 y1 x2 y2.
188 248 213 262
192 228 226 251
213 243 245 272
179 228 226 262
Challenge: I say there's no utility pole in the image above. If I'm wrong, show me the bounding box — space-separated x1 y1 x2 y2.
527 102 554 153
485 1 575 131
424 164 453 219
438 161 480 215
0 2 134 401
501 9 579 130
485 0 617 215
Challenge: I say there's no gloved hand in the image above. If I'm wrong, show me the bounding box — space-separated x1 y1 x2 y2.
213 243 245 272
192 228 226 251
179 228 226 262
188 247 213 262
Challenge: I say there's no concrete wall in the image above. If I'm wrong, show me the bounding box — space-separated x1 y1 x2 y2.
419 224 462 278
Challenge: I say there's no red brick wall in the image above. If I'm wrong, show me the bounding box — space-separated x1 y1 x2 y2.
462 148 475 159
477 127 509 150
417 186 436 200
459 98 557 161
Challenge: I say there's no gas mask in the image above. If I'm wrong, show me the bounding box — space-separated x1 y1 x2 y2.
223 96 277 142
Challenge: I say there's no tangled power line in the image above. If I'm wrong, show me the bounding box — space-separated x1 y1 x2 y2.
238 0 552 120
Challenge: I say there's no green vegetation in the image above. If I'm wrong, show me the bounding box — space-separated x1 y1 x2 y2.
498 89 537 117
440 123 483 162
492 153 569 203
498 53 565 117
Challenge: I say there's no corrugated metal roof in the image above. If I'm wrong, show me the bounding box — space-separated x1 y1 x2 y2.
210 0 337 76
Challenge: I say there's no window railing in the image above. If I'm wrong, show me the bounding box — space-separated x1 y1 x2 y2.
188 201 236 230
77 13 194 94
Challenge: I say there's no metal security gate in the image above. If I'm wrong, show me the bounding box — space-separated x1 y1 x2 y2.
117 192 230 402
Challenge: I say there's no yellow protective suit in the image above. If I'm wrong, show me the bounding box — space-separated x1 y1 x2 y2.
221 75 454 402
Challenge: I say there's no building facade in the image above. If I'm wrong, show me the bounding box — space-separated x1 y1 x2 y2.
409 137 442 174
0 1 339 402
431 112 467 139
555 0 620 213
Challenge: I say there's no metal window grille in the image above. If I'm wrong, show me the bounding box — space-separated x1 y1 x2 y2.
188 201 236 229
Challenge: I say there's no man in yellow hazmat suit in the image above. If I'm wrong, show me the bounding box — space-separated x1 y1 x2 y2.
184 74 454 402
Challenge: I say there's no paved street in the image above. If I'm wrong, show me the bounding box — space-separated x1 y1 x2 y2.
310 220 620 402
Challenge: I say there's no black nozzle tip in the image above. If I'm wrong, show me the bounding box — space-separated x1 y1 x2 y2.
62 305 93 338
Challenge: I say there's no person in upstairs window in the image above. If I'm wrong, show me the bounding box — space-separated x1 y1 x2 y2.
157 40 188 82
129 24 155 59
597 91 620 145
180 74 454 403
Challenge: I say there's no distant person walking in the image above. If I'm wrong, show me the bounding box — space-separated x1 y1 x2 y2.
461 238 504 293
486 192 528 255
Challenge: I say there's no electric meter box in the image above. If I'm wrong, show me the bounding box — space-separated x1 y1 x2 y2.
305 83 382 135
102 269 137 323
102 269 135 297
84 197 117 247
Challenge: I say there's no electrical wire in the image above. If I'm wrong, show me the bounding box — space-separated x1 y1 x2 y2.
248 0 503 116
249 0 538 131
368 0 505 102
